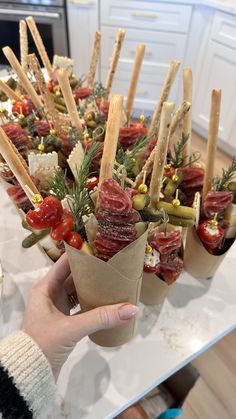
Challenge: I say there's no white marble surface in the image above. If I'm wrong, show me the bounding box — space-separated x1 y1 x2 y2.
0 182 236 419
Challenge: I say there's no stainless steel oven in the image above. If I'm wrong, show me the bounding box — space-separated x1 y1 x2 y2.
0 0 69 67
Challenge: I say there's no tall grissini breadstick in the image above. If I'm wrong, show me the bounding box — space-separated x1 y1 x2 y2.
87 31 101 89
2 46 43 109
202 89 222 200
149 102 175 208
99 95 124 186
182 67 193 163
19 20 28 74
148 60 180 138
104 29 126 99
0 80 21 102
26 16 52 75
169 100 191 141
56 68 83 134
0 127 40 201
125 43 146 123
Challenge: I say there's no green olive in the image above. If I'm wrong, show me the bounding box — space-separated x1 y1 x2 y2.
132 194 148 211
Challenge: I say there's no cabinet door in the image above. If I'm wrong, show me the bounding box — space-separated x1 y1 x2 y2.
193 40 236 145
67 0 99 78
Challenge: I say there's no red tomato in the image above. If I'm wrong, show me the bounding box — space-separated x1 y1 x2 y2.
86 177 99 191
26 196 63 229
50 210 74 241
12 101 27 116
143 263 158 274
164 166 176 179
47 79 57 93
66 231 83 249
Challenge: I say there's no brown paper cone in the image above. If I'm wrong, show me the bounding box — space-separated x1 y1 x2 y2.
140 273 173 305
184 227 233 279
65 230 147 347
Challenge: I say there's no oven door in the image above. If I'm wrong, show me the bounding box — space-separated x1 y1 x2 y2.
0 3 69 67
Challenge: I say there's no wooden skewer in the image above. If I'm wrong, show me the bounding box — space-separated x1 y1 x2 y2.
0 127 40 202
182 67 193 163
56 68 83 134
3 46 43 109
26 16 52 75
104 29 126 99
169 100 191 140
99 95 124 186
0 80 21 102
202 89 222 200
19 20 28 74
148 60 180 138
87 31 101 89
149 102 175 208
125 43 146 123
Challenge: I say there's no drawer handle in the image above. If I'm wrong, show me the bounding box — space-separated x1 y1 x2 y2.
129 49 152 57
132 12 158 19
68 0 95 5
136 90 149 96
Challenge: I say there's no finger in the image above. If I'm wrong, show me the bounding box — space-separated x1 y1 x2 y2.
47 253 71 286
67 303 139 341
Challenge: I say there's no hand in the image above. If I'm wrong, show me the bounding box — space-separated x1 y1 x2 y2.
21 254 138 379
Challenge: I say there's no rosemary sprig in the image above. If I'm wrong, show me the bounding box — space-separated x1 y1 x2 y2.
48 168 69 200
67 142 99 232
170 133 189 168
116 135 151 174
92 82 108 100
213 156 236 191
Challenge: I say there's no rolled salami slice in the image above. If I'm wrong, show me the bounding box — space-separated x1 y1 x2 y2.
1 123 29 159
7 184 32 211
203 190 233 218
35 120 51 136
151 230 182 255
74 87 92 103
178 167 204 190
99 178 132 213
160 255 183 285
96 208 141 225
119 125 147 149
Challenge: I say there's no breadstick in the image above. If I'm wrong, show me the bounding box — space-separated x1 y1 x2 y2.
0 127 40 201
26 16 52 75
99 95 123 185
19 20 28 74
149 102 175 208
125 43 146 123
182 67 193 163
202 89 221 200
148 60 180 138
56 68 83 134
169 100 191 140
0 80 21 102
3 46 43 109
87 31 101 89
104 29 125 99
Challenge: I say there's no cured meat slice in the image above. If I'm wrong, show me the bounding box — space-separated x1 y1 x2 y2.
35 120 51 136
99 100 110 118
74 87 92 103
7 184 32 211
119 125 148 149
203 190 233 218
99 179 132 213
96 208 141 225
178 167 204 190
151 230 182 255
160 255 183 285
1 123 29 160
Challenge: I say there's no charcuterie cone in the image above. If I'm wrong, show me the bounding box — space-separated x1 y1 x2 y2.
184 227 233 279
65 230 147 347
140 273 173 305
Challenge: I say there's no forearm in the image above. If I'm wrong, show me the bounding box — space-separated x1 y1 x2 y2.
0 331 56 419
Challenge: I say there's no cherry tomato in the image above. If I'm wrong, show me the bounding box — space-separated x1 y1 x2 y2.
26 196 63 229
66 231 83 249
143 263 158 273
86 177 99 191
47 79 57 93
197 220 225 253
12 101 27 116
164 166 176 179
50 210 74 241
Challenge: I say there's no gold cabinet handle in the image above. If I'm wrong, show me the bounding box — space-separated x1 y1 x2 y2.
132 12 158 19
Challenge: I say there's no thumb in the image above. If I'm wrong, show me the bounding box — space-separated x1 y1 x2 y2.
68 303 139 341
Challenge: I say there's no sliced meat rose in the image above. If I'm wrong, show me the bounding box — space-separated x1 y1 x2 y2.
99 179 132 213
203 191 233 218
151 230 182 255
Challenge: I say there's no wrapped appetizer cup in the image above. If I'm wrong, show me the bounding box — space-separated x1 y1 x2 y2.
140 273 173 305
184 227 234 279
65 230 147 347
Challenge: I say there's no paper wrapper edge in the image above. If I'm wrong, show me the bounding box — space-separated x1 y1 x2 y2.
140 273 173 305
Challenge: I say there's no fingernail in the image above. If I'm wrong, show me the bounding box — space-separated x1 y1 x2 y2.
118 304 139 321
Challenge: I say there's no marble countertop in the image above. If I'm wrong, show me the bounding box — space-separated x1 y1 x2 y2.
1 182 236 419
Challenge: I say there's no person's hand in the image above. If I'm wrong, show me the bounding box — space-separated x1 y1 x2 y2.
21 254 138 379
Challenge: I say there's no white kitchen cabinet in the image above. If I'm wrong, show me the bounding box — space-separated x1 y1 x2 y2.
193 10 236 152
67 0 99 78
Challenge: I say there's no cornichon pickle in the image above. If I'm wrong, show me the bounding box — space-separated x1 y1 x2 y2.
22 229 50 248
55 103 67 113
54 96 66 106
7 77 17 91
139 207 163 222
163 171 183 196
22 219 32 231
156 201 196 219
69 78 80 88
168 215 195 227
132 194 149 211
86 120 97 128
